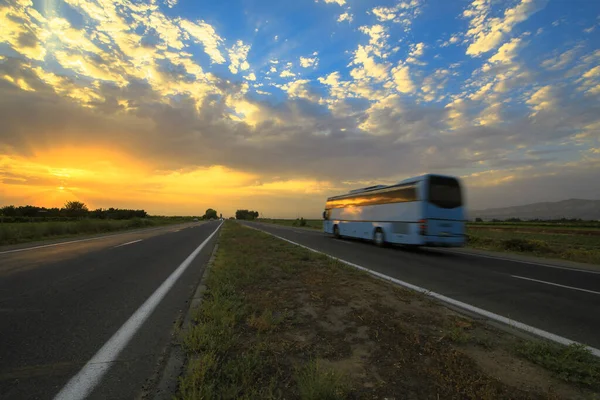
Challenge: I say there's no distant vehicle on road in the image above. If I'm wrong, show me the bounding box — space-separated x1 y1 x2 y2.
193 218 199 221
323 174 465 247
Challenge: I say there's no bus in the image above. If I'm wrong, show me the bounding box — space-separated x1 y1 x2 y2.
322 174 466 247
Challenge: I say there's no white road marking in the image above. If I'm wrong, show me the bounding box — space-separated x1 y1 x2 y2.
171 229 181 233
246 225 600 358
53 222 223 400
113 239 142 248
512 275 600 295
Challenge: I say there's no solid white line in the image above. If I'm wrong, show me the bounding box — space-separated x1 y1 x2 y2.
512 275 600 295
0 226 175 255
113 239 142 248
437 248 600 275
246 225 600 358
261 223 600 275
53 222 222 400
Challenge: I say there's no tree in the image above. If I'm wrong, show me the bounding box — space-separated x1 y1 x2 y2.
204 208 218 220
0 205 16 217
235 209 259 220
475 217 483 222
63 201 88 218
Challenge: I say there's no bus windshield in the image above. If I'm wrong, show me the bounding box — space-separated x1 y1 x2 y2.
428 176 462 209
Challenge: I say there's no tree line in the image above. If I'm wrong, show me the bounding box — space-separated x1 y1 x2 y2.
235 210 259 220
0 202 147 222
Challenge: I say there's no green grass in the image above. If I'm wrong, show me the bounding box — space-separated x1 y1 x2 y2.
466 228 600 265
0 217 193 246
258 218 322 229
516 342 600 390
178 222 600 399
295 361 348 400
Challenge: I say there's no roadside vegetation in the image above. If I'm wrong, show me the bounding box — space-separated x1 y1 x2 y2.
259 218 323 229
258 218 600 265
0 217 196 245
0 202 204 246
178 222 599 399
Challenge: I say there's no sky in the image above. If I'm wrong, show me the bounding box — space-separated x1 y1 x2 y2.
0 0 599 218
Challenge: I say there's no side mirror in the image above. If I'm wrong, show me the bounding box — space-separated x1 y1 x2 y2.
322 211 327 220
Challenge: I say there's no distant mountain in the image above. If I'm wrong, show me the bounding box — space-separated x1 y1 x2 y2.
469 199 600 221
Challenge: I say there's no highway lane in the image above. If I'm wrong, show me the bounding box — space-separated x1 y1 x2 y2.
243 222 600 350
0 221 221 400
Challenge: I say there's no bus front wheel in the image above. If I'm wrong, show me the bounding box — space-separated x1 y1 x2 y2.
373 229 386 247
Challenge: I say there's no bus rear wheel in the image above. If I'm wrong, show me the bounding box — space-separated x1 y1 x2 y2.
373 229 385 247
333 225 341 239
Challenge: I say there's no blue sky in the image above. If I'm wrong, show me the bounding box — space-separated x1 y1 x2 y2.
0 0 599 216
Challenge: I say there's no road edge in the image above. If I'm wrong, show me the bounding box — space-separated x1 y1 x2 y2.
244 222 600 358
147 234 221 400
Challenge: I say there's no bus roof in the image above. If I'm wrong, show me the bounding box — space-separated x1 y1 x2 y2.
326 173 460 201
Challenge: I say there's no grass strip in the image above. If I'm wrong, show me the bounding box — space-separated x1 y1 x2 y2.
178 222 599 399
0 217 193 246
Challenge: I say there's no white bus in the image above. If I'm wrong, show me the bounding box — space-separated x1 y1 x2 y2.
322 174 466 247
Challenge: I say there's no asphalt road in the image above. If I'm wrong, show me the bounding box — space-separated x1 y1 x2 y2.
0 221 221 400
243 222 600 350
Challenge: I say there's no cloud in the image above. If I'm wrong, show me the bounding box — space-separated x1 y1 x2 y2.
337 12 353 23
358 25 389 57
526 85 556 114
441 34 461 47
391 64 415 93
228 40 251 74
406 42 426 64
488 37 522 64
469 82 493 101
371 0 421 27
300 56 318 68
180 20 226 63
541 45 581 70
464 0 547 56
280 70 295 78
1 0 599 217
282 79 319 102
321 0 346 6
351 45 389 81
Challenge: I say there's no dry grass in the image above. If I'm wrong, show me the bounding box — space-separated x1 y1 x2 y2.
0 217 191 245
178 222 599 399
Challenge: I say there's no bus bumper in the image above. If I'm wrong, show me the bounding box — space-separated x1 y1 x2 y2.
424 235 465 247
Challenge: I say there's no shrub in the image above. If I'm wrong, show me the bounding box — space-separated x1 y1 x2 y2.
501 238 553 253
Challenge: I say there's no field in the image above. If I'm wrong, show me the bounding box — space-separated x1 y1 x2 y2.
178 222 599 399
257 219 600 265
258 218 323 229
0 217 195 246
466 225 600 265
